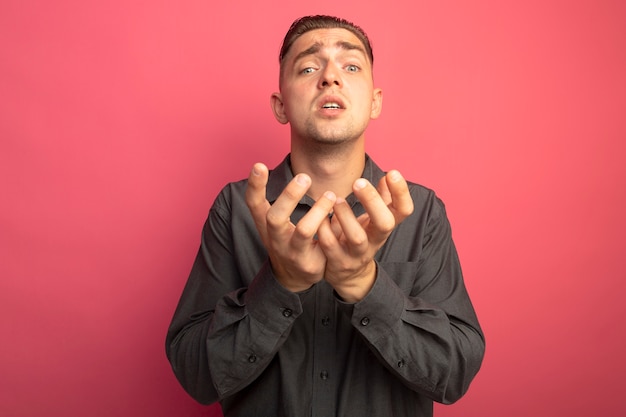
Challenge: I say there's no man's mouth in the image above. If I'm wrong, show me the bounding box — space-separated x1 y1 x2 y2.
322 102 343 109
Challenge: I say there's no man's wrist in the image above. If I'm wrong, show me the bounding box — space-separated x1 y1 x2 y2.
270 260 319 293
331 261 377 303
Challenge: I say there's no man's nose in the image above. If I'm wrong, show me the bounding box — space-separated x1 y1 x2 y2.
318 63 342 88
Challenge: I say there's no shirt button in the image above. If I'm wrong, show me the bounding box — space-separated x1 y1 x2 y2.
282 308 293 318
360 317 370 326
397 359 405 368
248 354 257 363
321 316 331 326
320 370 329 380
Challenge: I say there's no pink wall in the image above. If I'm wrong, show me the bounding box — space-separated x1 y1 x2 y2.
1 1 625 416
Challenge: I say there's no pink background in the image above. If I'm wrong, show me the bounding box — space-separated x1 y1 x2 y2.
2 1 625 416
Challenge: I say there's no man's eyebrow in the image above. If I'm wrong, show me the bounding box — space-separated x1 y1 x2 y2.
292 40 367 64
336 40 366 57
293 43 322 64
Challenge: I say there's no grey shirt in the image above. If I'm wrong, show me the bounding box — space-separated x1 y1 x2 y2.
166 155 484 417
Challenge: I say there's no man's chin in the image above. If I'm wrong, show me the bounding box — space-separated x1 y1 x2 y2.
308 128 360 145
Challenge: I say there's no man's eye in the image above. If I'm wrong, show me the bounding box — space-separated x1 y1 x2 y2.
346 65 360 72
302 67 315 74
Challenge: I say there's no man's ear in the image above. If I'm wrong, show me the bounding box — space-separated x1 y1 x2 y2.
270 92 289 124
370 88 383 120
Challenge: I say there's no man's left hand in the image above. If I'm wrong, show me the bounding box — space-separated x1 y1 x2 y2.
317 170 414 303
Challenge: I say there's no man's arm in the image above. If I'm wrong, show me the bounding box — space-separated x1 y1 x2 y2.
166 165 341 404
165 184 305 404
336 189 485 403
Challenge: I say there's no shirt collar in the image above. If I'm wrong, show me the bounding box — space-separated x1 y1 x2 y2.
266 154 386 205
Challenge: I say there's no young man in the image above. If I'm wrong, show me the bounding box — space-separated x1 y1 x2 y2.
166 15 484 417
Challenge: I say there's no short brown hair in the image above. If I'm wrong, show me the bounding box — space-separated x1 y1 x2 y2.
279 15 374 69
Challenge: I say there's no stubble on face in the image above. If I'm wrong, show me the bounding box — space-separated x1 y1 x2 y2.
302 112 361 147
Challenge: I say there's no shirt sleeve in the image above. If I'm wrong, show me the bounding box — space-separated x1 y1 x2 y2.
337 191 485 404
165 186 303 404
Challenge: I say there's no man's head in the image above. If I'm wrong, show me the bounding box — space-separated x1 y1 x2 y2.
271 16 382 148
279 15 374 83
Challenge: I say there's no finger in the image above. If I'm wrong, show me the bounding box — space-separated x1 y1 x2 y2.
329 207 343 239
353 178 396 243
385 170 414 222
245 163 271 243
245 163 269 209
265 173 311 233
291 191 337 249
376 175 392 206
329 197 369 249
316 215 339 252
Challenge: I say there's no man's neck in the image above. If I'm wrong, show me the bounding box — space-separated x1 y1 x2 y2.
290 141 366 201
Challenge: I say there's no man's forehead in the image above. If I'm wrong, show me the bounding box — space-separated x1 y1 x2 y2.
288 28 367 59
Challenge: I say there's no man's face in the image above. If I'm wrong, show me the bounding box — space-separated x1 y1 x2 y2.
272 28 382 146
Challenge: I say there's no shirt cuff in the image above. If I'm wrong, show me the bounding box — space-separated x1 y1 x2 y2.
245 260 304 335
336 262 405 341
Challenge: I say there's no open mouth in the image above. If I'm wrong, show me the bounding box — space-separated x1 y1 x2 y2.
322 102 342 109
320 95 345 110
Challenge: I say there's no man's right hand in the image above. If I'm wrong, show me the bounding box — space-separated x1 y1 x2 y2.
245 163 337 292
